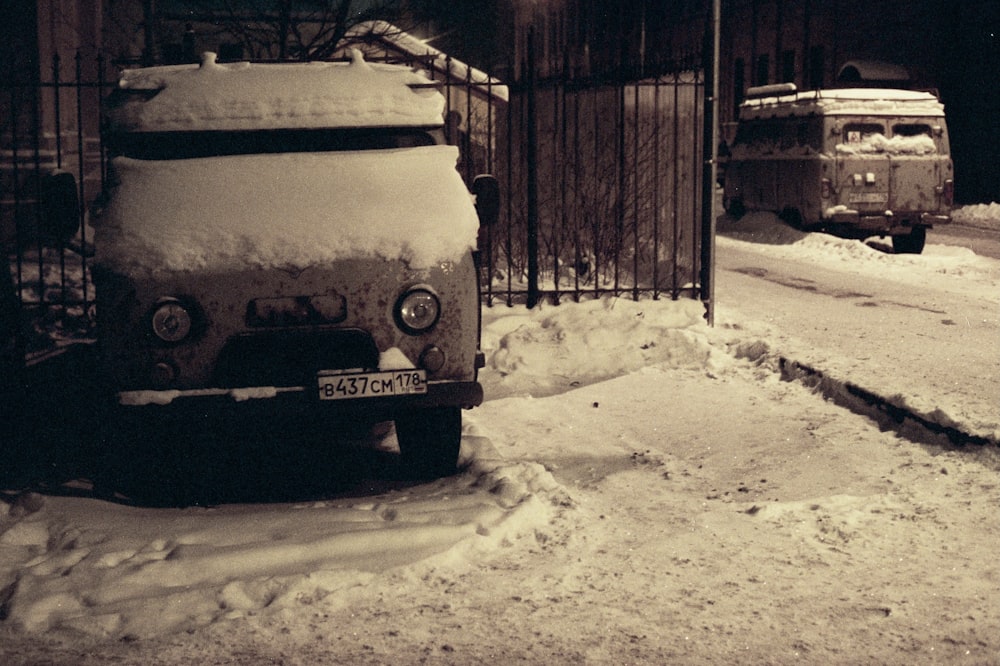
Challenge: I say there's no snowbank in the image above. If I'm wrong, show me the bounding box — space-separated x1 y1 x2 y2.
481 297 716 399
0 444 569 639
717 210 999 286
952 202 1000 231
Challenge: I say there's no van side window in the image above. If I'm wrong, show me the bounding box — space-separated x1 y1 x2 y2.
889 123 939 154
837 122 938 155
733 119 821 154
836 123 886 154
842 123 885 144
892 123 932 138
797 121 822 152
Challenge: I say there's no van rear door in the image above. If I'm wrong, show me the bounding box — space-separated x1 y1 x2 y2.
886 122 948 216
836 123 890 219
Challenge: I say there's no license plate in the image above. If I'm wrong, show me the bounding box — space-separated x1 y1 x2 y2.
848 192 887 204
317 370 427 400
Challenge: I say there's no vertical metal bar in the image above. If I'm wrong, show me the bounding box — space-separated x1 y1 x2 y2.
652 76 662 300
53 53 63 168
483 72 496 307
572 83 582 299
486 73 494 172
550 79 561 304
75 51 89 310
525 28 539 309
31 56 44 314
465 60 473 184
504 66 515 307
632 81 640 301
671 71 680 298
701 0 721 324
50 52 68 315
614 78 625 294
98 52 109 193
590 86 604 298
9 77 25 304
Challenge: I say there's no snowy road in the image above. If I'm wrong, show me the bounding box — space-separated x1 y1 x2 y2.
715 214 1000 442
929 222 1000 260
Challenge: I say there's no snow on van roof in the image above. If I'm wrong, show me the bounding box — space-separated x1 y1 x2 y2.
108 50 446 132
740 87 945 120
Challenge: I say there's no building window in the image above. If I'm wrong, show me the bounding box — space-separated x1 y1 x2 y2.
808 45 825 90
755 54 769 86
782 49 796 84
734 57 745 115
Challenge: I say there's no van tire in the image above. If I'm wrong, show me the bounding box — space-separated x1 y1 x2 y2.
724 198 746 219
779 207 804 229
892 227 926 254
395 407 462 479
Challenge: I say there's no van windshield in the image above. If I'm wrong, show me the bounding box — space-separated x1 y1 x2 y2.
108 128 439 160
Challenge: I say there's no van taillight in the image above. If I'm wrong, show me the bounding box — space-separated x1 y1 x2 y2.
941 179 954 206
821 178 832 199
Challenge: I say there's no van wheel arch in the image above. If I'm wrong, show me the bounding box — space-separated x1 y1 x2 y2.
394 407 462 479
892 227 927 254
778 207 805 230
724 197 746 219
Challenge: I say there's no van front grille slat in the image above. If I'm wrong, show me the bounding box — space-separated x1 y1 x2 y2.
213 329 378 387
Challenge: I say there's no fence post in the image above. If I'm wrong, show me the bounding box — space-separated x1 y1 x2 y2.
700 0 721 325
525 28 539 308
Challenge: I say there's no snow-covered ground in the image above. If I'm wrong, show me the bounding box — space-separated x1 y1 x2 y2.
951 202 1000 231
1 206 999 664
714 207 999 444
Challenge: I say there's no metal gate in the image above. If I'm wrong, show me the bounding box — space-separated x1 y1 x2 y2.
2 52 108 361
2 44 714 360
483 60 707 308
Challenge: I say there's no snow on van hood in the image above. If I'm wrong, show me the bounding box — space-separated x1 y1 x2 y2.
109 52 445 132
94 145 479 273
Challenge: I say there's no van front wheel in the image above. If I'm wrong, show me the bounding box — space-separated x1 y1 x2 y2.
724 197 746 219
892 227 926 254
779 207 805 229
395 407 462 479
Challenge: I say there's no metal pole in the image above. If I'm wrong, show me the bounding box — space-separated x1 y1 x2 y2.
700 0 721 325
525 28 539 308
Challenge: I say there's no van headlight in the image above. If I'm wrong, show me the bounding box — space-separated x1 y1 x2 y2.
150 297 194 343
395 286 440 335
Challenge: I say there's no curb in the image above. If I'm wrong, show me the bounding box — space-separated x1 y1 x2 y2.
778 357 996 448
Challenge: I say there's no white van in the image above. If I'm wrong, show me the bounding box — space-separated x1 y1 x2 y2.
723 83 954 253
44 51 498 487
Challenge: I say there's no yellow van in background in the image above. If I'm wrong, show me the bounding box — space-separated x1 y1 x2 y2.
723 83 953 254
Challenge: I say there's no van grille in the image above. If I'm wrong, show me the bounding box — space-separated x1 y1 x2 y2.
213 328 379 387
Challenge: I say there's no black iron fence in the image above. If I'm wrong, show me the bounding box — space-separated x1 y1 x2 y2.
2 46 711 359
2 52 109 360
484 67 706 308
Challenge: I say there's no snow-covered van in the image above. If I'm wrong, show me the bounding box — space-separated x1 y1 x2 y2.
45 51 498 483
722 83 953 253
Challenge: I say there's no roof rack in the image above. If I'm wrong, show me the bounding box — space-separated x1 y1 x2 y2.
745 82 797 99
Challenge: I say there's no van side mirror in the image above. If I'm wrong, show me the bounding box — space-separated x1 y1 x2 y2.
472 174 499 227
39 171 81 245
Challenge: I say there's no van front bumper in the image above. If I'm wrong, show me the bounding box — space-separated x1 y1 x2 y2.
116 379 483 412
